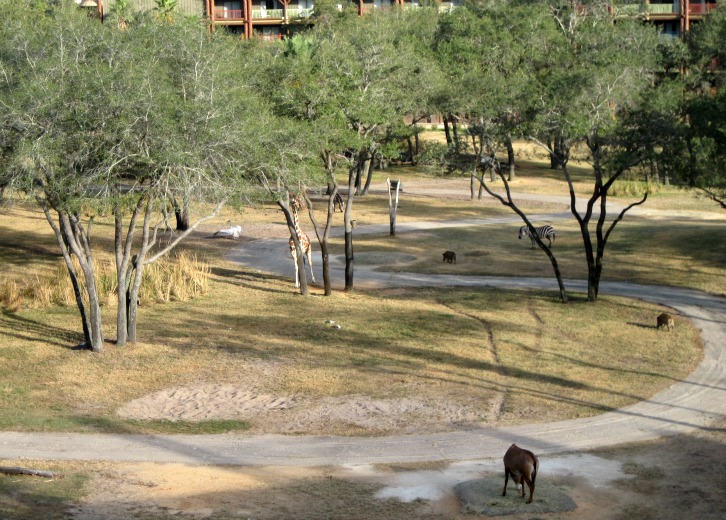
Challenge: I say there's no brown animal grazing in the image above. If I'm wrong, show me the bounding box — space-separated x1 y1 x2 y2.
657 312 675 331
442 251 457 264
502 444 539 504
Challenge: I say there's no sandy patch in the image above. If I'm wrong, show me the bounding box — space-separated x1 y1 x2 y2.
117 384 487 435
116 384 296 423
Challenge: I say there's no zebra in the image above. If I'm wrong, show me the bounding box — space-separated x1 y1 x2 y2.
333 192 344 212
519 225 555 249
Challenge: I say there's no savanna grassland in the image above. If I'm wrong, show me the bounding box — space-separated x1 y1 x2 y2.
1 146 724 520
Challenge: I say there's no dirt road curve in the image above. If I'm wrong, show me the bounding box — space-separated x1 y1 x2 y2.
1 198 725 467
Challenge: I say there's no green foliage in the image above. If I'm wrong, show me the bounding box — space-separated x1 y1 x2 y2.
153 0 178 22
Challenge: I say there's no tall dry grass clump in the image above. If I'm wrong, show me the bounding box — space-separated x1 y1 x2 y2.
142 251 210 303
0 278 22 313
1 251 210 310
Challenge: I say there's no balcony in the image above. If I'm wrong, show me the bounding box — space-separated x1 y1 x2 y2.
251 8 284 18
688 2 718 15
214 8 244 19
645 3 679 14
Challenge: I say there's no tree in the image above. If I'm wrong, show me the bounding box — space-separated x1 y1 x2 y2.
1 3 266 350
681 5 726 207
1 1 123 351
246 34 353 295
524 6 661 301
314 10 432 290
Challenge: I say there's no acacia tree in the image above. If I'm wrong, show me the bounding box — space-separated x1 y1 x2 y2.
246 34 353 295
110 18 262 346
1 2 123 351
681 6 726 207
433 3 532 196
524 5 661 301
1 3 263 350
254 11 433 293
314 10 432 290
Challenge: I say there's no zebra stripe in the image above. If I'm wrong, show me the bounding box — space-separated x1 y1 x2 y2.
519 225 555 249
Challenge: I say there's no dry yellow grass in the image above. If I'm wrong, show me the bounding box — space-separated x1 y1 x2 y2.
0 168 715 434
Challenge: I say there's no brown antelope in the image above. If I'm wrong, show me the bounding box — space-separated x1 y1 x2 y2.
657 313 675 331
502 444 539 504
442 251 457 264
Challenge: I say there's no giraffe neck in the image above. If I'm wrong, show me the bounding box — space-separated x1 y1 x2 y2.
291 204 302 238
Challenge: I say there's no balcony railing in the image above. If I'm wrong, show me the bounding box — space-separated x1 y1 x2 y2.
645 3 679 14
612 3 641 16
251 8 284 18
214 8 244 19
688 2 718 15
289 7 314 18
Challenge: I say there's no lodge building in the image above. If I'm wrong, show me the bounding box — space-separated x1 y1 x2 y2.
85 1 720 41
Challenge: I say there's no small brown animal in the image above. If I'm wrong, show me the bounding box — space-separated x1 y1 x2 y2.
442 251 457 264
502 444 539 504
657 312 675 331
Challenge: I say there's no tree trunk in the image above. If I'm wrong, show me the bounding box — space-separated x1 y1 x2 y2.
173 196 190 231
59 211 104 351
450 113 461 153
320 240 331 295
114 196 144 348
505 135 515 181
304 157 338 296
344 163 357 292
362 149 376 195
443 114 452 147
127 200 155 342
477 175 568 303
40 204 94 350
387 178 400 236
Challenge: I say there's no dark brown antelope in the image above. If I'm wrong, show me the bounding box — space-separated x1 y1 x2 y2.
657 313 675 331
442 251 457 264
502 444 539 504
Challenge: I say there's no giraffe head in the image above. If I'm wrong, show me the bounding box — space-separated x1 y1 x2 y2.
289 192 304 212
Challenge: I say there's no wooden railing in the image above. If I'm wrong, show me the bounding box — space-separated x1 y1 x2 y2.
688 2 718 15
214 8 244 19
289 7 314 18
612 3 641 16
251 8 284 18
645 3 679 14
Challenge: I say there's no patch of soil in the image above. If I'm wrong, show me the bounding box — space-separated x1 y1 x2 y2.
117 383 487 435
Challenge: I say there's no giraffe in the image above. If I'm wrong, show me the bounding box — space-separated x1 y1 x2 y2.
288 193 315 288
